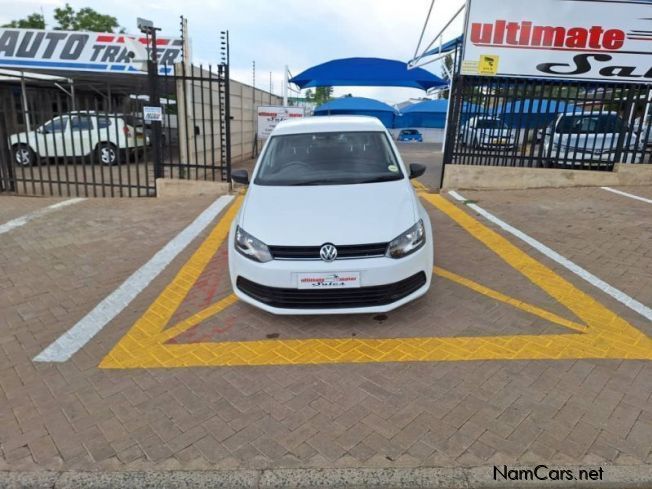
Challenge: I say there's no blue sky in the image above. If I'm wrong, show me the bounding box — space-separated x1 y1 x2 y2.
0 0 464 104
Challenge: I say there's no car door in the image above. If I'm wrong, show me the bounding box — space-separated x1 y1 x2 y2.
38 116 69 158
69 115 96 158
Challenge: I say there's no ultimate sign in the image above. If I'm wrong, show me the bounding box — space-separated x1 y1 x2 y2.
462 0 652 82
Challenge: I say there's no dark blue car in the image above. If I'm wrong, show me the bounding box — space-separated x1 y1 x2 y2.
398 129 423 142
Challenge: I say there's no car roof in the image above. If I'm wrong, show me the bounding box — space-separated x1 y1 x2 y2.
272 115 386 135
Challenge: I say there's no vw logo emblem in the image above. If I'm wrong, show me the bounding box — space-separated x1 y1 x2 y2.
319 243 338 262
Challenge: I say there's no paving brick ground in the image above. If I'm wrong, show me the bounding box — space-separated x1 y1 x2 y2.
0 180 650 477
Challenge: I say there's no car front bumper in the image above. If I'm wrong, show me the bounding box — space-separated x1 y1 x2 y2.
228 237 433 315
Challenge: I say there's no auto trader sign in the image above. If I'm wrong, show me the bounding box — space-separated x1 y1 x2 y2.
461 0 652 83
0 28 182 75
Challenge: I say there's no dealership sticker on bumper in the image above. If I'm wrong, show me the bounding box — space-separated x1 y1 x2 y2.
297 272 360 289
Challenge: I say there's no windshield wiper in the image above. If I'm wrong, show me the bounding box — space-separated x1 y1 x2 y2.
286 179 343 186
357 175 402 183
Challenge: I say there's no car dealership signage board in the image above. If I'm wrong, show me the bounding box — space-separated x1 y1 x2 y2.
461 0 652 83
257 106 305 138
0 28 182 75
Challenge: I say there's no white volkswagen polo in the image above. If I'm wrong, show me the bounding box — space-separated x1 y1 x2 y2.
228 115 433 315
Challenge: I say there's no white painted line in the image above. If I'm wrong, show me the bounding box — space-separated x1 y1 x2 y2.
600 186 652 205
448 190 652 323
34 194 235 362
0 198 86 235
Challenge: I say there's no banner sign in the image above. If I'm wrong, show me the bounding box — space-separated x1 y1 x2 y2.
0 28 182 75
461 0 652 83
257 106 305 138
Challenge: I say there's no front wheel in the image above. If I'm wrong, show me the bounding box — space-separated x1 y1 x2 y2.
97 143 118 166
13 144 36 167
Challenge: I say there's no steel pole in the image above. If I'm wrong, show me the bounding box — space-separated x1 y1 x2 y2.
148 27 163 179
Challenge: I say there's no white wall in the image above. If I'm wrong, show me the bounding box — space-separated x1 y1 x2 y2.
177 65 282 166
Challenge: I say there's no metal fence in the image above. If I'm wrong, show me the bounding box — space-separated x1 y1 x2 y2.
0 92 156 197
443 75 652 172
0 62 231 197
161 63 231 183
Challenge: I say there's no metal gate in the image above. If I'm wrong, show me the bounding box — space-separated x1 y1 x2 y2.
443 75 652 173
0 62 231 197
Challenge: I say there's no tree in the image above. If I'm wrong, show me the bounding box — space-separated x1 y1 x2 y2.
53 3 123 32
313 86 333 106
2 13 45 29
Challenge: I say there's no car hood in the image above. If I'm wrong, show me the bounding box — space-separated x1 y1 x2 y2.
239 180 418 246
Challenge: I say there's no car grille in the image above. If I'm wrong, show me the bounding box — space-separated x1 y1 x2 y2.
236 272 427 309
268 243 388 260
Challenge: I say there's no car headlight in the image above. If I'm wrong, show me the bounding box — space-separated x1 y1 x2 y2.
386 220 426 259
234 226 272 263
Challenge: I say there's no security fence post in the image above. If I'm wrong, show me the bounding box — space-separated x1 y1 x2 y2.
143 22 164 180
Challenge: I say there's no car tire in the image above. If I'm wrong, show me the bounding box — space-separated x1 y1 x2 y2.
12 144 36 167
97 143 118 166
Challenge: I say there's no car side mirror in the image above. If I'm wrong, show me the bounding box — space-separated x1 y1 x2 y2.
409 163 426 179
231 169 249 185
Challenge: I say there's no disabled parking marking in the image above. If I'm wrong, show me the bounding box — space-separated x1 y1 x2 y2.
99 188 652 369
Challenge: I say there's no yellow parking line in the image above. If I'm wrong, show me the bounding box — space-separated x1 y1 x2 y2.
433 266 587 333
157 294 238 344
99 187 652 369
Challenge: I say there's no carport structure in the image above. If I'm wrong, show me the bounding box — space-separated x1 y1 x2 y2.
314 97 398 128
290 57 446 91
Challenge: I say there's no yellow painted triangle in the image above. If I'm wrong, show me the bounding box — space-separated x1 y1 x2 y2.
99 186 652 369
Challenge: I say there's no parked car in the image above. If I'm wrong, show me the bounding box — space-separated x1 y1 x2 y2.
123 113 178 147
8 111 148 167
397 129 423 142
228 115 433 315
632 112 652 148
459 116 516 150
542 112 644 164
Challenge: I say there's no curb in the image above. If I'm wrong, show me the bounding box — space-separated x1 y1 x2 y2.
1 465 651 489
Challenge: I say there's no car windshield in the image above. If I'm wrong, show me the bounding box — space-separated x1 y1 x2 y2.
556 114 627 134
401 130 417 135
476 119 506 129
254 131 404 186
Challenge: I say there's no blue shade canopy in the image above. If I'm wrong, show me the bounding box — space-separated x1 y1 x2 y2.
395 99 481 128
500 98 575 114
401 99 481 114
314 97 398 128
290 58 446 90
401 99 449 113
419 35 463 60
499 98 575 129
315 97 398 113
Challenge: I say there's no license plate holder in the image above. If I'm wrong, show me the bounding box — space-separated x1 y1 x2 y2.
297 272 360 289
